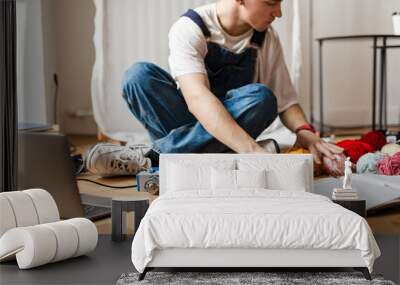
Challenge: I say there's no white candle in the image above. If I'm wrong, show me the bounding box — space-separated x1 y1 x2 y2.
393 12 400 35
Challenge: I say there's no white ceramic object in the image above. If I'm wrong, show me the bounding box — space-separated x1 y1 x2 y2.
0 189 98 269
343 157 353 190
393 12 400 35
0 219 98 269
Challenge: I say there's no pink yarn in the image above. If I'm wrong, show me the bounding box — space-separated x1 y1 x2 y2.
377 152 400 176
322 153 347 177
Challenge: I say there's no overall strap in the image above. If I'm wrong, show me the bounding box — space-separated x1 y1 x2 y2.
182 9 211 38
250 30 267 47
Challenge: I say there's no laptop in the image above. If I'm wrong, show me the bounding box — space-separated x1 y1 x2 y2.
18 122 52 132
17 131 110 220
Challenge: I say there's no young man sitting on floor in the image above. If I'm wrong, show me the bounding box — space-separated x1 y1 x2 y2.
85 0 343 177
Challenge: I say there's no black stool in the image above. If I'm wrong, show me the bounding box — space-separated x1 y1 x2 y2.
111 197 149 242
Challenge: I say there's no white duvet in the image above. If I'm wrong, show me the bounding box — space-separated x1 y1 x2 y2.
131 190 380 273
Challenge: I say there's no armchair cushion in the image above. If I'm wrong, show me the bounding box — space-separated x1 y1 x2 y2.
0 218 97 269
0 189 97 269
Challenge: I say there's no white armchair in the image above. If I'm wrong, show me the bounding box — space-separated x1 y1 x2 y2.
0 189 98 269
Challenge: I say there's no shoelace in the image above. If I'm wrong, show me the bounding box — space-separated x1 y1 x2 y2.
109 146 149 174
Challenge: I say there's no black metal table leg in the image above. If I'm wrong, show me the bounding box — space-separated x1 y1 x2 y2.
382 37 388 130
372 37 377 131
111 200 123 242
112 197 149 242
318 40 324 137
379 37 387 130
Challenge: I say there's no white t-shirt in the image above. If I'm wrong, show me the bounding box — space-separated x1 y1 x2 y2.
168 3 298 113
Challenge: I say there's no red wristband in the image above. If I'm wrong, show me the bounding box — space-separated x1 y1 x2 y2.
295 123 316 134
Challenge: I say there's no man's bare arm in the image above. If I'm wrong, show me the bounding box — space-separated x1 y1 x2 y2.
280 104 343 163
278 103 308 132
178 73 265 153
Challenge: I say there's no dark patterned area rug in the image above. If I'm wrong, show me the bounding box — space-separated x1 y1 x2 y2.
116 272 395 285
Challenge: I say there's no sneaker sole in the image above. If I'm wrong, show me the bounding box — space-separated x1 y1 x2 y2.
84 143 107 173
84 143 141 177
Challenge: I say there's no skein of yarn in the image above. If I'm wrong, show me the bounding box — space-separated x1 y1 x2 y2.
285 147 323 177
377 152 400 176
322 153 347 177
336 140 374 164
356 152 385 174
360 130 387 151
381 143 400 156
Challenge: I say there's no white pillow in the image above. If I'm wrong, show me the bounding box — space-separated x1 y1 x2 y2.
167 160 235 192
266 167 307 191
238 158 309 191
211 168 267 190
237 169 267 189
211 168 236 190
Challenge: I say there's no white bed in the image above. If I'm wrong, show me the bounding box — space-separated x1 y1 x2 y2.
131 154 380 280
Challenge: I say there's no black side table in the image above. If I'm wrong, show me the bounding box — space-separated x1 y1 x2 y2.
333 199 366 218
111 197 149 242
314 34 400 136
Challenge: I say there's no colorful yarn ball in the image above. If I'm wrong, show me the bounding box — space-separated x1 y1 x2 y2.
285 147 323 177
377 152 400 176
356 152 385 174
322 153 347 177
336 139 374 164
286 147 309 155
381 143 400 156
360 130 387 151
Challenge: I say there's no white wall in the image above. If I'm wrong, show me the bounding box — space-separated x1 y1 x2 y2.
312 0 400 127
16 0 97 134
16 0 47 124
42 0 97 134
41 0 57 127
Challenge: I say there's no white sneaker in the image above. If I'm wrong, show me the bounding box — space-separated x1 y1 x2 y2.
84 143 151 177
257 138 280 153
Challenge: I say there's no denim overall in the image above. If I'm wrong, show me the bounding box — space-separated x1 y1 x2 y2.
122 9 278 153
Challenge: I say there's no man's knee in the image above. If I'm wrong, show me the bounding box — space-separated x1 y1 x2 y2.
248 83 277 115
121 62 157 95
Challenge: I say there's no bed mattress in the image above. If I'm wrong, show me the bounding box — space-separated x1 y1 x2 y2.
131 190 380 273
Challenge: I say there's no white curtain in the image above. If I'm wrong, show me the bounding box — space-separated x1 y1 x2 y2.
259 0 304 146
290 0 302 92
91 0 304 143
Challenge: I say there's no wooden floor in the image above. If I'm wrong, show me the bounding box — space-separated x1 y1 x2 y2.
68 131 400 236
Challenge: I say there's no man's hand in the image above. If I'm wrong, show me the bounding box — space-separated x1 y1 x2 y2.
279 104 344 164
296 130 344 164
